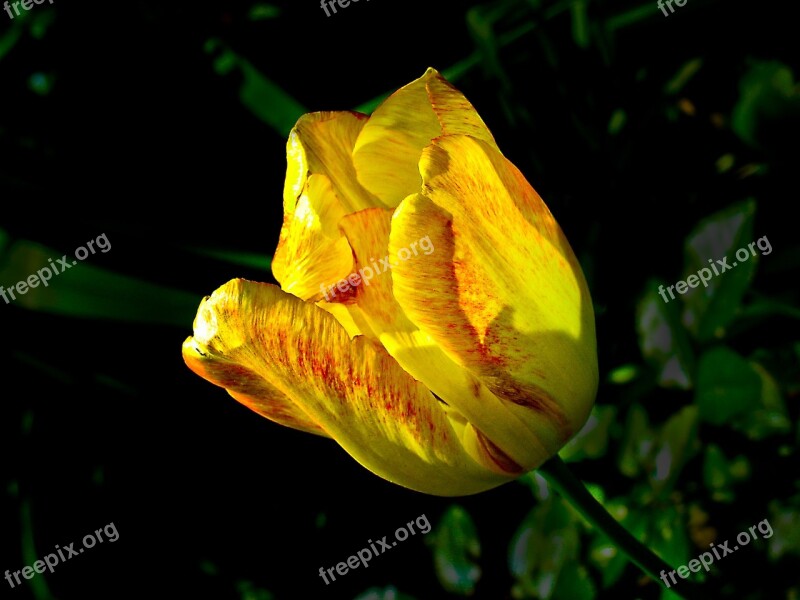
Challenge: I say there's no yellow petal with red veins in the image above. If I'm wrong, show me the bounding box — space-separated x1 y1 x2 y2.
352 68 499 207
182 336 329 438
389 135 598 460
332 206 551 473
182 279 513 496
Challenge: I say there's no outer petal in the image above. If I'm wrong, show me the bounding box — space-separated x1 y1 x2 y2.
352 68 499 207
389 135 598 462
182 338 329 438
182 279 513 496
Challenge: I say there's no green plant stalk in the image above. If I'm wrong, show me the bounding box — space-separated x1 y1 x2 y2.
538 455 711 600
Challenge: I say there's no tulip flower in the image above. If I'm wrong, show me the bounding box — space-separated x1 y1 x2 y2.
182 68 598 496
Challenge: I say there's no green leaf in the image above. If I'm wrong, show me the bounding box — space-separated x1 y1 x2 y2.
702 444 750 503
604 3 657 33
650 406 699 497
703 444 730 490
184 245 272 272
716 153 735 174
607 109 627 135
732 60 800 149
737 295 800 322
21 499 57 600
617 403 652 478
466 6 509 90
735 362 792 439
607 363 639 384
29 72 54 96
552 563 595 600
703 444 735 502
204 38 306 137
248 4 280 20
0 9 55 62
589 498 648 589
767 496 800 559
570 0 590 49
588 530 628 588
560 405 615 462
198 560 219 576
637 280 695 389
695 347 761 426
29 7 56 39
680 200 757 342
0 21 24 62
664 58 704 95
647 506 691 575
518 471 552 502
0 239 199 327
429 505 481 596
509 499 582 600
235 580 273 600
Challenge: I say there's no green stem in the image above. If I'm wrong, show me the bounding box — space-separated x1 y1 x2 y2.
538 455 711 600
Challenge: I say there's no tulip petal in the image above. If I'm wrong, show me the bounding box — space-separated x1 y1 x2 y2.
336 207 402 329
183 279 513 495
424 71 501 146
274 111 384 299
352 68 499 207
335 206 552 473
273 173 354 301
389 136 598 451
285 111 382 212
182 336 329 438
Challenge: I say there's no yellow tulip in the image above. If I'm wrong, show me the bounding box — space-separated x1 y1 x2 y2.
182 68 598 496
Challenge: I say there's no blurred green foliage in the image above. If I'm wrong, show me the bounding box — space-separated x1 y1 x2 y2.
428 505 482 595
2 0 798 598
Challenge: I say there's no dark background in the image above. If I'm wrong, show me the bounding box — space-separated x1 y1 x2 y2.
2 0 799 598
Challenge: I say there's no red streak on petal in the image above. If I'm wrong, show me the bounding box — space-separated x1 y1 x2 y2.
475 429 525 475
324 283 359 305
